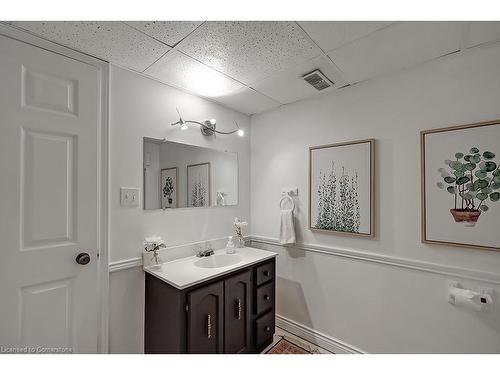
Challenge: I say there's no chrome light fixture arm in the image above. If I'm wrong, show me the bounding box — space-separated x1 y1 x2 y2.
171 108 244 137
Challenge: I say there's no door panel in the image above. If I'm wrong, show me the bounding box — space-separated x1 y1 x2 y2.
224 270 251 354
0 35 101 353
187 282 224 354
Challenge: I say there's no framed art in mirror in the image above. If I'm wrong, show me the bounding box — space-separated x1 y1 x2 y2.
187 162 211 208
160 167 178 209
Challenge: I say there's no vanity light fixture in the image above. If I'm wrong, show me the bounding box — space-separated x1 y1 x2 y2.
171 108 244 137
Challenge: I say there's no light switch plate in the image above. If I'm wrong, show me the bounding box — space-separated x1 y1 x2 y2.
120 187 140 207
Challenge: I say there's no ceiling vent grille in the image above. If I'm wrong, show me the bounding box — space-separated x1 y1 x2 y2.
302 69 333 91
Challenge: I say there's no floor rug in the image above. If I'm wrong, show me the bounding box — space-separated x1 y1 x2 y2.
265 338 318 354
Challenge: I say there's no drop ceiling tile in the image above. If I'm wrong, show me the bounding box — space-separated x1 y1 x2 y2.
327 22 463 83
10 21 169 72
298 21 393 52
214 87 281 115
144 50 244 99
124 21 203 47
251 55 348 104
177 21 322 85
466 22 500 48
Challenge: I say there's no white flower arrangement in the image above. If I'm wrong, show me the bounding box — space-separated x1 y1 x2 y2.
233 218 248 248
143 236 166 267
143 236 166 252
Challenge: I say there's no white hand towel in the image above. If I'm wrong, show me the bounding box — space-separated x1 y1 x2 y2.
280 209 296 245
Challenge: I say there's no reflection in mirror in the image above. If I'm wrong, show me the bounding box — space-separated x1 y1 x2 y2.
143 138 238 210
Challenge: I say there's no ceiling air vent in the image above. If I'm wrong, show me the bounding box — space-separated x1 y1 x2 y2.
302 69 333 91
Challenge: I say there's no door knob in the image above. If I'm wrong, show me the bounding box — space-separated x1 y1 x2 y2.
76 252 91 265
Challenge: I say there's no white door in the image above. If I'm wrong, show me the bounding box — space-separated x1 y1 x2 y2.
0 35 102 353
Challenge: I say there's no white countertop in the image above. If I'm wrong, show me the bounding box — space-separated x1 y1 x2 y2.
144 246 277 290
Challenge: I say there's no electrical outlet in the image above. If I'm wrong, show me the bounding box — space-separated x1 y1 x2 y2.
120 187 140 207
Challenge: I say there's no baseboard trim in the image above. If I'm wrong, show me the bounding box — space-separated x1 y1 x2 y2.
275 314 365 354
109 257 142 273
250 236 500 285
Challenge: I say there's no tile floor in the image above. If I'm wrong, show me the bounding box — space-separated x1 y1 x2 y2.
262 326 333 354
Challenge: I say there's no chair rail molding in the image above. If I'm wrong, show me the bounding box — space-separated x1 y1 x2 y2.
249 236 500 285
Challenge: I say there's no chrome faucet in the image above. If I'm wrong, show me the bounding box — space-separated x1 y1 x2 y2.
196 243 215 257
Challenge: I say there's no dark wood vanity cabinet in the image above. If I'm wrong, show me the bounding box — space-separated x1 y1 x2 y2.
224 270 252 353
145 257 276 354
187 281 224 354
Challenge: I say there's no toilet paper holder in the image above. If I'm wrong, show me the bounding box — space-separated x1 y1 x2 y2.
448 281 493 311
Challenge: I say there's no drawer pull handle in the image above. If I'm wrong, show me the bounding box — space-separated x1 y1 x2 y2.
263 270 270 277
265 326 271 332
237 298 242 320
207 314 212 339
264 294 270 301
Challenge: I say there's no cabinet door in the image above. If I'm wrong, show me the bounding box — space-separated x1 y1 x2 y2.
187 281 224 354
224 270 251 353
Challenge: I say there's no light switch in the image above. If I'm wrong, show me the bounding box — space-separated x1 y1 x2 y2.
120 187 140 207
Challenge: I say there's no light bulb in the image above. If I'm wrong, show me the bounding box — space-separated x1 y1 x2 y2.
237 129 244 137
209 118 216 125
180 123 188 130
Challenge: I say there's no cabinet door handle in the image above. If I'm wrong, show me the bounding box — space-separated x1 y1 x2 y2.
264 294 270 301
207 314 212 339
237 298 242 320
263 270 270 277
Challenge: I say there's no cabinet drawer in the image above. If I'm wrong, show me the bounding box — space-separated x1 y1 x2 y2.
255 261 274 286
255 281 274 315
254 310 275 349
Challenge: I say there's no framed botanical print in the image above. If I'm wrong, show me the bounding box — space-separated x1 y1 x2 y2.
309 139 375 237
421 120 500 251
160 167 178 209
187 162 211 207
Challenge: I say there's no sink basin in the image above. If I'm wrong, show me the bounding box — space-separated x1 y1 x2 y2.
194 254 243 269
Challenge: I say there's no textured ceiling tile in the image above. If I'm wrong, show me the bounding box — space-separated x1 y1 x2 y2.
251 55 348 104
298 21 393 52
10 21 169 71
124 21 203 47
144 50 244 98
177 21 322 84
466 22 500 48
214 87 281 115
328 22 463 83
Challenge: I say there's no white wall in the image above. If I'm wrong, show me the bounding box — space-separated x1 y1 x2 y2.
108 66 251 353
250 44 500 353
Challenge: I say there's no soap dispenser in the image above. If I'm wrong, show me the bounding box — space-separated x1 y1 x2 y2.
226 236 236 254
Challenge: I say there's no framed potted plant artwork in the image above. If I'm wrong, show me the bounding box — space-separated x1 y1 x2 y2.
309 139 375 237
160 167 178 209
187 162 211 207
421 120 500 251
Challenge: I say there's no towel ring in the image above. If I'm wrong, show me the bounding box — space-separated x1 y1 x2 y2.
279 193 295 211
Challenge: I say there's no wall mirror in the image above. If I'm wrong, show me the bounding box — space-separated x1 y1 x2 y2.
143 137 238 210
